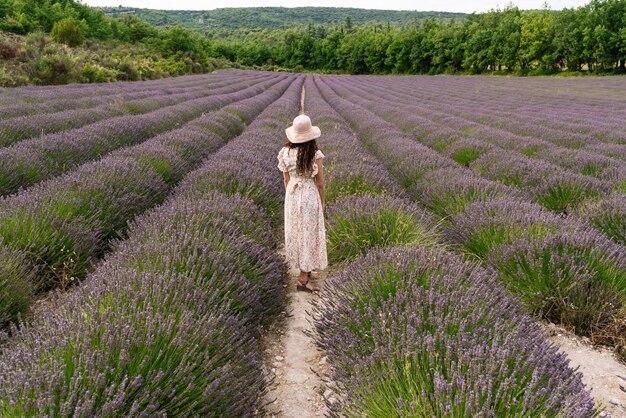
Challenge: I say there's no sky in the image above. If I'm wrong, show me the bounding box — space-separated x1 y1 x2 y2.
83 0 591 13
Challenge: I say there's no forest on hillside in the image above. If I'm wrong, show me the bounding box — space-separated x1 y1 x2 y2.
100 7 466 30
0 0 624 86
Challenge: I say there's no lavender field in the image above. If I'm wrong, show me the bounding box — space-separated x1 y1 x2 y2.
0 71 624 416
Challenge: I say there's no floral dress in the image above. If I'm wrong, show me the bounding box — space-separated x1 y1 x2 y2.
277 146 328 272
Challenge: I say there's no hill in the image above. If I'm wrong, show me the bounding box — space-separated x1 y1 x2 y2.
99 7 466 30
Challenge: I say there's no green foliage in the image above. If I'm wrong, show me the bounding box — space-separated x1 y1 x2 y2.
0 0 230 86
536 183 601 213
451 147 482 166
1 0 624 85
202 2 625 75
51 17 87 47
325 175 386 203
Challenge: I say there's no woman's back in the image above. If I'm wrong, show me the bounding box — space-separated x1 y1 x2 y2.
278 146 325 179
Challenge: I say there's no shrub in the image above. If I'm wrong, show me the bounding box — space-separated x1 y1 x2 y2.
116 59 140 81
445 198 561 258
81 62 114 82
490 232 626 335
411 168 518 218
33 50 77 85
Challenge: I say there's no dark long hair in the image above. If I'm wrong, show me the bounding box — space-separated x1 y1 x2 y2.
284 139 319 176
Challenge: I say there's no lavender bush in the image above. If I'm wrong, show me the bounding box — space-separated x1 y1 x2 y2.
314 247 596 417
326 195 436 263
0 244 34 327
579 193 626 246
410 167 520 218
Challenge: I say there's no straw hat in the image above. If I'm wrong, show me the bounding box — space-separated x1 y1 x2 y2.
285 114 321 144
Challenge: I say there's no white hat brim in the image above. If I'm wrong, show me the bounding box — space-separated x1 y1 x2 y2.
285 125 321 144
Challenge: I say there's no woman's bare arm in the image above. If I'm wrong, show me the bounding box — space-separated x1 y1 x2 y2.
315 158 325 207
283 171 290 190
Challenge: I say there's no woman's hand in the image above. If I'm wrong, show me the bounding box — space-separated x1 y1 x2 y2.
283 171 290 190
315 157 325 207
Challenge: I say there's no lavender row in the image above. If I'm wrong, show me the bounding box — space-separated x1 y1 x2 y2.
375 77 626 158
339 76 626 178
338 76 626 184
0 75 303 417
302 79 403 204
301 78 429 262
363 75 626 145
0 75 293 327
322 76 626 248
0 72 270 145
0 71 246 120
0 71 248 104
0 73 287 196
315 75 626 339
328 77 620 207
301 81 596 416
325 76 626 245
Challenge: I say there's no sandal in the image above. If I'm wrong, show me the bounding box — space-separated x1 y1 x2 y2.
296 279 319 293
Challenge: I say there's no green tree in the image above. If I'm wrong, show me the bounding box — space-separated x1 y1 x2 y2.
519 7 557 71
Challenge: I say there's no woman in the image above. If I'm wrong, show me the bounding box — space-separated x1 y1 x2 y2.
277 114 328 292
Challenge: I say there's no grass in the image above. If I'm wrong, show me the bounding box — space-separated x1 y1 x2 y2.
451 147 482 166
326 196 438 263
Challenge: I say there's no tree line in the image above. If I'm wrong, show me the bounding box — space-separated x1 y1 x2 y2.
211 0 625 74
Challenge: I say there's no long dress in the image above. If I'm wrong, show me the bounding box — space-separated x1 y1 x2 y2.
277 146 328 272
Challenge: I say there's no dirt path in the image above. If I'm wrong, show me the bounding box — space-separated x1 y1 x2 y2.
542 322 626 417
262 252 330 417
261 80 331 418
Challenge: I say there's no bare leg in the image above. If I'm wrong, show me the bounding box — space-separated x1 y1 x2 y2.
298 270 308 284
297 270 319 292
